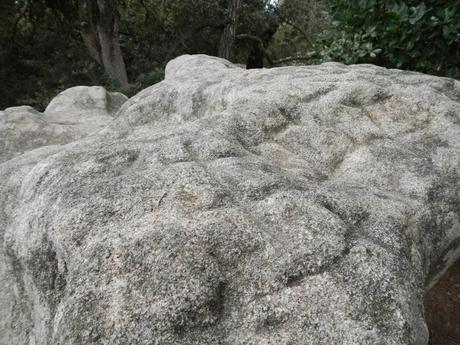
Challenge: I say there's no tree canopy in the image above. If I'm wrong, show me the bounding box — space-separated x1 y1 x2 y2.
0 0 458 110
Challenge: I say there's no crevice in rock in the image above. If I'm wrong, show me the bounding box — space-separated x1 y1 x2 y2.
209 281 227 320
27 238 68 311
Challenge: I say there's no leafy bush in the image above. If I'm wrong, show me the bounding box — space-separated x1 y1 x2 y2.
317 0 460 78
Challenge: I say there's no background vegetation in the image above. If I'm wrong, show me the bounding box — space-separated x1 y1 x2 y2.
0 0 459 110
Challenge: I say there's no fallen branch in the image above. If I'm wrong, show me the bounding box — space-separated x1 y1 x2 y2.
272 53 317 66
236 34 317 67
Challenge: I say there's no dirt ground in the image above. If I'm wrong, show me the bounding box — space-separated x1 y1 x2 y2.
424 259 460 345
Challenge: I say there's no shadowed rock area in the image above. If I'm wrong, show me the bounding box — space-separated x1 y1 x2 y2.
0 55 459 345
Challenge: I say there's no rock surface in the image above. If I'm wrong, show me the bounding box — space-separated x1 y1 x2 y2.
0 55 459 345
0 86 127 163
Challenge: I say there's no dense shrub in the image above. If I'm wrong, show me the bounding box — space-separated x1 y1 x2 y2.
317 0 460 78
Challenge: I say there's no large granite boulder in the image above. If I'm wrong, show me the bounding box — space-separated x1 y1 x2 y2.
0 55 459 345
0 86 127 163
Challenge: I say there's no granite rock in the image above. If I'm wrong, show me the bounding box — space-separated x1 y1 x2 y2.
0 86 127 163
0 55 459 345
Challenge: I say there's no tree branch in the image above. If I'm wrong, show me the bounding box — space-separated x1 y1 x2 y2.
272 53 317 66
236 33 263 44
283 20 311 46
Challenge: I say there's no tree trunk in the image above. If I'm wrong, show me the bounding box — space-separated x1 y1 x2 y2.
78 0 128 86
218 0 241 61
95 0 128 86
80 21 102 65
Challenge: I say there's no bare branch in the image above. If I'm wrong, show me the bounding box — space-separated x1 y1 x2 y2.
272 53 317 66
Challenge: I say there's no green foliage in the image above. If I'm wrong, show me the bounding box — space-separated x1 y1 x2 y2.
317 0 460 78
267 0 326 62
0 0 107 109
317 27 382 64
0 0 279 109
2 0 457 110
119 0 226 74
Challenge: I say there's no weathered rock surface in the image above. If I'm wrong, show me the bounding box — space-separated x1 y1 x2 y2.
0 55 459 345
0 86 127 163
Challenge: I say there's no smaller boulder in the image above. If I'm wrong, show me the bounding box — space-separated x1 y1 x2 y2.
0 86 127 163
45 86 127 115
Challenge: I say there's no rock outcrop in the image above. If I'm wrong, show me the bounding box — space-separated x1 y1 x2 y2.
0 86 127 163
0 55 459 345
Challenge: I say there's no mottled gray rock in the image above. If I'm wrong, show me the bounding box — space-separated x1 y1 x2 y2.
1 55 459 345
0 86 127 163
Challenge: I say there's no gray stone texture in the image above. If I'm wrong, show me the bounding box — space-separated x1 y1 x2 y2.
0 86 127 163
0 55 459 345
